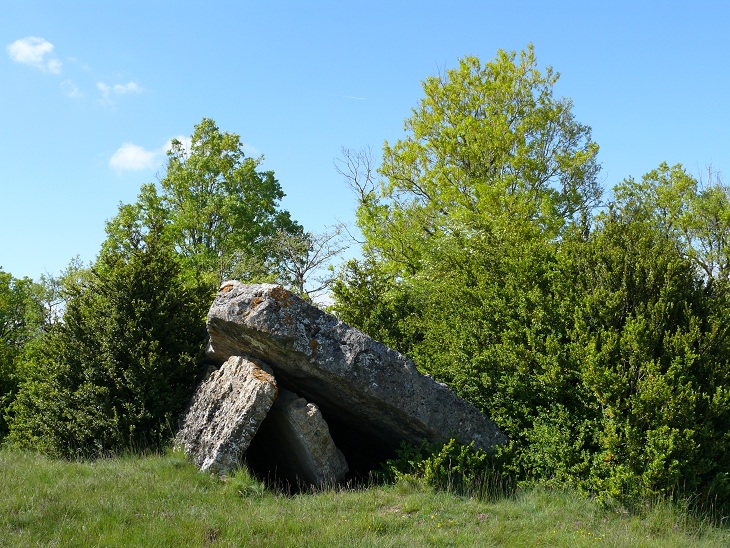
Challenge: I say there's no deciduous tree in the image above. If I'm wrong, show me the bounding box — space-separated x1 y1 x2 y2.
160 118 298 287
354 44 600 276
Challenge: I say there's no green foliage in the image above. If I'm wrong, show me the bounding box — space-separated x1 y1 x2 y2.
566 213 730 507
159 118 299 288
382 439 496 496
335 45 730 511
613 162 730 280
376 208 730 508
7 205 208 457
0 270 45 439
356 44 599 278
104 118 299 293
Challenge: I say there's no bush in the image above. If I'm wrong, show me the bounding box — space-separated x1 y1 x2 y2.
382 438 508 498
343 215 730 512
7 212 208 458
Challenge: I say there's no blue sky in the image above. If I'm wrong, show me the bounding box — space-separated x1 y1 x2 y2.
2 1 729 280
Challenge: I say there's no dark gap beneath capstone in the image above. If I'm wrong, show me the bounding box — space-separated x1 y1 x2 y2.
244 408 301 494
243 402 398 493
239 360 404 492
321 410 398 481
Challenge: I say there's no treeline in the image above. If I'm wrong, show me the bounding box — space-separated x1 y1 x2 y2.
3 45 730 511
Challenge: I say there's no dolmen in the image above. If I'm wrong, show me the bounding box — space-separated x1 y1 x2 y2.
176 282 507 487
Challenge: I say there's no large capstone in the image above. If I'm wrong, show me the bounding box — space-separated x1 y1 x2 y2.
204 282 507 474
175 355 278 473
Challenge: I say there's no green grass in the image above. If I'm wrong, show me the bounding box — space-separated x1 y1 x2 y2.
1 446 728 547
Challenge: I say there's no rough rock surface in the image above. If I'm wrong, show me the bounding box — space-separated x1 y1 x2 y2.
206 282 507 454
246 388 348 486
175 355 278 473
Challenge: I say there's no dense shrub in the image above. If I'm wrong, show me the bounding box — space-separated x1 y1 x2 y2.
382 439 499 497
6 213 208 458
338 214 730 510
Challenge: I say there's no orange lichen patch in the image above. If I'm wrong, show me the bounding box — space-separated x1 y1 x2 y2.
281 312 295 330
269 285 295 308
219 282 236 293
310 338 318 354
249 296 264 308
251 365 276 385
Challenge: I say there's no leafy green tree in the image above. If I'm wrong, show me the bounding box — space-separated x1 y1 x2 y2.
159 118 299 288
613 162 730 280
353 44 600 277
7 202 208 457
0 270 45 438
335 44 601 360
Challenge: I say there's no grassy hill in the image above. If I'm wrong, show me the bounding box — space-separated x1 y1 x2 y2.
1 446 728 547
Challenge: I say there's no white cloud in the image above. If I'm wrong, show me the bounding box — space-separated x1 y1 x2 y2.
113 81 142 94
6 36 62 74
97 80 143 101
109 143 160 171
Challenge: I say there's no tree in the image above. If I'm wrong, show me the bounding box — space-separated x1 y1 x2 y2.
7 202 208 457
335 45 602 364
352 45 600 277
612 162 730 280
0 269 44 438
270 224 350 302
159 118 299 288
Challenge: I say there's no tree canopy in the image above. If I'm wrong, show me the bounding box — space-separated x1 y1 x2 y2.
108 118 300 290
353 44 600 277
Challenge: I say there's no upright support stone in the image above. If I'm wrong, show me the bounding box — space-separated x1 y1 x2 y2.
175 355 278 473
246 388 348 487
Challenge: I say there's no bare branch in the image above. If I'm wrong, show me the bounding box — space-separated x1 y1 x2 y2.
335 147 377 204
273 224 351 302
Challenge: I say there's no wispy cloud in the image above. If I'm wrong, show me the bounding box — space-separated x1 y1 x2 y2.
61 80 83 98
97 80 143 104
6 36 61 74
7 36 145 105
